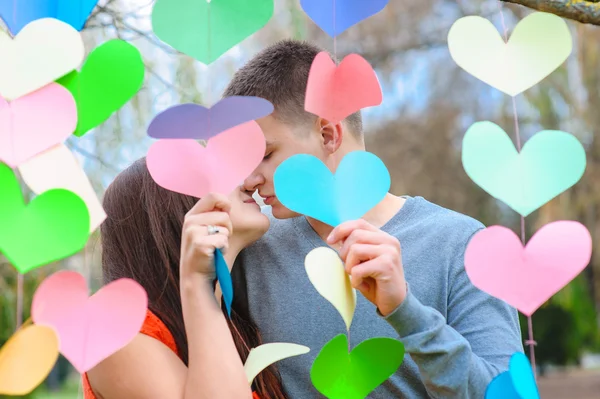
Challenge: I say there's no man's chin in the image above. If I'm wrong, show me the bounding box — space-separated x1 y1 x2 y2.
271 203 302 219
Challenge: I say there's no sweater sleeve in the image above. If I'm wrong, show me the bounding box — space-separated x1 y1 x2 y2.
381 230 524 398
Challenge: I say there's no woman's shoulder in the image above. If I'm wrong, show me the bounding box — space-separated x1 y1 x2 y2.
140 309 179 356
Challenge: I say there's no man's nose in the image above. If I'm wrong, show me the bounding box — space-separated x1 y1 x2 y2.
243 172 265 192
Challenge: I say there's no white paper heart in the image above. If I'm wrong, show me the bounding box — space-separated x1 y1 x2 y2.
305 247 357 331
18 144 106 232
448 12 572 96
244 343 309 385
0 18 84 100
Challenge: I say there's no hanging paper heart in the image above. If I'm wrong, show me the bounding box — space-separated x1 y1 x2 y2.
300 0 389 37
486 352 539 399
57 39 145 137
448 12 572 96
0 18 84 101
0 163 90 274
147 121 265 198
0 0 99 35
462 121 586 217
148 97 274 139
0 84 76 168
311 334 404 399
305 52 382 124
0 324 59 395
244 343 310 385
274 151 390 227
151 0 274 64
305 247 357 331
465 221 592 316
31 270 148 373
18 144 107 232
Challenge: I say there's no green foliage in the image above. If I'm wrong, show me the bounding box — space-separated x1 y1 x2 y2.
520 275 599 369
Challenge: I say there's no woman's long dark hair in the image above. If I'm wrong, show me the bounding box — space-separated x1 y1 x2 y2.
100 158 287 399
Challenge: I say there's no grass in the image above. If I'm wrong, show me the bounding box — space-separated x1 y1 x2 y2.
32 375 81 399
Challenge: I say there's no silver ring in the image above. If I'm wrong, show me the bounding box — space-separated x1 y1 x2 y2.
207 225 220 235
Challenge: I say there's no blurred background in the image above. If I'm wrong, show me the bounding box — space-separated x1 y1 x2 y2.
1 0 600 397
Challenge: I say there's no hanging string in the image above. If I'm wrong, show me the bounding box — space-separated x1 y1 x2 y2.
496 1 537 379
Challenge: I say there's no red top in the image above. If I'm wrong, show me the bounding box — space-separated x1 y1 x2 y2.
82 310 261 399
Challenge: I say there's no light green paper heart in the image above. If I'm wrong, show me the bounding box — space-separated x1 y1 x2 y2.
151 0 274 65
462 121 586 217
311 334 405 399
57 39 145 137
0 163 90 274
448 12 572 96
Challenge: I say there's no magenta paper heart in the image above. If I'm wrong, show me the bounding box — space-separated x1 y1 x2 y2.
305 52 382 124
147 96 273 139
0 84 76 168
146 121 265 198
465 221 592 316
31 270 147 373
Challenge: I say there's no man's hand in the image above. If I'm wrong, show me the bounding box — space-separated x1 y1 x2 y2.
327 219 407 316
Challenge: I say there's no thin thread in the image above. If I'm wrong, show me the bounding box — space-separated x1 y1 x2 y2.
16 273 23 329
333 0 337 62
497 1 537 378
207 3 212 134
12 0 16 37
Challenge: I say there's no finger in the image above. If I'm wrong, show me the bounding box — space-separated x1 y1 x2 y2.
349 259 381 289
184 212 233 236
188 193 232 215
189 233 229 257
339 230 389 261
327 219 378 245
345 243 394 273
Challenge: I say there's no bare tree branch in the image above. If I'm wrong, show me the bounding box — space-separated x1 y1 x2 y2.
501 0 600 25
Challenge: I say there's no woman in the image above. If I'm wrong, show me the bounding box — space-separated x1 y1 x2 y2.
83 158 288 399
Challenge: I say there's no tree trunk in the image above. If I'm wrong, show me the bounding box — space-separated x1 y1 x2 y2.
501 0 600 26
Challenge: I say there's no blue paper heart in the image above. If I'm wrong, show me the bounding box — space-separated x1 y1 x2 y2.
215 249 233 317
0 0 98 35
300 0 389 37
274 151 390 227
485 352 540 399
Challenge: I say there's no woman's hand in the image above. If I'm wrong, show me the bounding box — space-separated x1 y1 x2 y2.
327 219 408 316
180 193 233 281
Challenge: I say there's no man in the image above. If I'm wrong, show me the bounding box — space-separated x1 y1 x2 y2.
227 40 523 398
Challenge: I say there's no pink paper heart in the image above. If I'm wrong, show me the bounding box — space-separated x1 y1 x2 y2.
0 84 76 168
146 120 266 198
465 221 592 316
31 271 147 373
305 52 382 124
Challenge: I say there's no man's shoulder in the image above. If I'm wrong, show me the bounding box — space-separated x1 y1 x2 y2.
396 196 485 246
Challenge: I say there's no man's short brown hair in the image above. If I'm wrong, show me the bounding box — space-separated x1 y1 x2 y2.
223 39 363 139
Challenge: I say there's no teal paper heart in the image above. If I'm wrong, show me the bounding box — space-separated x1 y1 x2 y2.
151 0 274 64
486 352 539 399
311 334 405 399
462 121 586 216
274 151 391 227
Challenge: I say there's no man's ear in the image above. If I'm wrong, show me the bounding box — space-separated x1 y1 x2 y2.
317 117 343 153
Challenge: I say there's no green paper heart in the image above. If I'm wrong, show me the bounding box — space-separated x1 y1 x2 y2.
151 0 274 65
57 39 145 137
462 121 586 217
0 163 90 274
311 334 405 399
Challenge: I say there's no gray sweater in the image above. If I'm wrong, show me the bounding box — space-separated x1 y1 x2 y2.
232 196 523 398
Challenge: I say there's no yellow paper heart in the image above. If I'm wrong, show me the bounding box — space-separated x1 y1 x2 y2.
0 18 84 101
0 324 60 395
244 343 310 384
305 247 357 331
448 12 572 96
